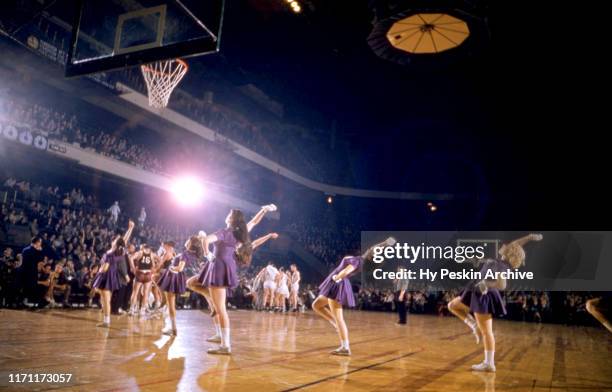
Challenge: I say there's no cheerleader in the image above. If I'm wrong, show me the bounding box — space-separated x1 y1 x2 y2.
289 264 301 312
158 235 204 336
186 231 221 340
313 237 396 356
447 233 543 372
93 220 135 328
274 267 290 312
199 206 277 355
128 244 159 317
152 241 176 313
187 231 279 343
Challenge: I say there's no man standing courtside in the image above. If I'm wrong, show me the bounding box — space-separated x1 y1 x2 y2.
20 237 44 306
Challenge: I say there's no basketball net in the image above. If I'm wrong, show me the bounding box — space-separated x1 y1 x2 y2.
141 59 188 108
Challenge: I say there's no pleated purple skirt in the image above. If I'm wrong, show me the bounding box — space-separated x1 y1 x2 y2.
158 269 186 294
199 258 238 289
92 269 121 291
460 288 506 317
318 277 356 307
196 260 211 285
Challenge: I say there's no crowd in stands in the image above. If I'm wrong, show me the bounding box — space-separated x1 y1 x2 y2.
285 218 360 267
126 69 345 184
1 58 346 186
0 94 165 174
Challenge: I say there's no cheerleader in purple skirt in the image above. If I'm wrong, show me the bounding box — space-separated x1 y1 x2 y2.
313 237 396 356
187 230 279 344
447 233 543 372
158 235 204 336
197 205 277 355
93 220 135 328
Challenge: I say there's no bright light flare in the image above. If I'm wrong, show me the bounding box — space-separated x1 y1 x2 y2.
171 176 205 207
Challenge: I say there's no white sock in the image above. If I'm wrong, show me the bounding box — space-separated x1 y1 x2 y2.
104 315 110 324
341 339 350 350
221 327 231 348
214 322 221 337
485 350 494 365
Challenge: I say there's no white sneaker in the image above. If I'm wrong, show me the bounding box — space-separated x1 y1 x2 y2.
331 347 351 356
206 335 222 343
471 361 496 372
162 327 177 336
207 346 231 355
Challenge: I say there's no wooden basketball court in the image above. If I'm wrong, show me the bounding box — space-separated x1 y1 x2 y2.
0 308 610 391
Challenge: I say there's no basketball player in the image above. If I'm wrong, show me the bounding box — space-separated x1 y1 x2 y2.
274 267 290 312
313 237 396 356
251 267 266 310
447 233 543 372
289 264 301 312
128 244 158 317
586 294 612 333
93 220 135 328
158 235 204 336
262 261 279 311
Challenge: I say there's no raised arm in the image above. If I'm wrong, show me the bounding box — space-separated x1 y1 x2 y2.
252 232 279 250
361 237 396 260
247 204 277 232
123 219 135 244
509 233 543 247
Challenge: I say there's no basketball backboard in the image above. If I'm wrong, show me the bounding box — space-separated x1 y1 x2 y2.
65 0 223 77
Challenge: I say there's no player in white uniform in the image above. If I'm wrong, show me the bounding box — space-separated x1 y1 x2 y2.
289 264 301 312
262 261 279 310
275 267 290 312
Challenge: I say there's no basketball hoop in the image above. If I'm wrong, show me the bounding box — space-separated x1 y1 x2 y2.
141 59 188 108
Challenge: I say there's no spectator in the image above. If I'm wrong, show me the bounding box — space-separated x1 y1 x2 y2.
36 262 53 307
50 263 71 307
138 207 147 228
1 249 21 307
108 201 120 225
20 236 44 305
